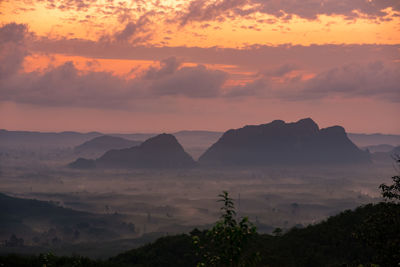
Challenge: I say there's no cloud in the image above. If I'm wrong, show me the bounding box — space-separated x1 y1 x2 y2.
223 61 400 102
1 61 136 108
0 24 230 107
299 61 400 101
30 37 400 73
262 63 298 77
113 14 151 42
1 23 399 110
1 60 229 108
150 64 228 97
225 79 267 97
175 0 400 25
178 0 248 26
40 0 97 11
143 57 182 79
0 23 31 79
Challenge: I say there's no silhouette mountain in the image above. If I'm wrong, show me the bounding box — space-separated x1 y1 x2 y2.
199 118 371 166
371 145 400 163
0 129 101 149
68 158 96 169
74 135 141 157
70 134 196 169
363 144 395 153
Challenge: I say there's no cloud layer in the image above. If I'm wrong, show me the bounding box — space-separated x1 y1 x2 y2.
18 0 400 23
1 23 399 110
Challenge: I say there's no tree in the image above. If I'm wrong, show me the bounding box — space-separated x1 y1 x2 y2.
355 154 400 266
379 154 400 202
193 191 259 267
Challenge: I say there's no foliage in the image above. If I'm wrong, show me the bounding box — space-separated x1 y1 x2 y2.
1 202 399 267
379 154 400 203
109 234 198 267
354 202 400 267
0 252 108 267
193 191 258 267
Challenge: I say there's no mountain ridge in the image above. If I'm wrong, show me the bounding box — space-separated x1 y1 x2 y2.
199 118 370 166
70 134 196 169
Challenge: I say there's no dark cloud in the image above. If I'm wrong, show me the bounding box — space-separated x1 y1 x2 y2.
262 63 298 77
0 24 230 107
299 61 400 101
143 57 182 79
252 0 400 20
0 23 31 79
176 0 400 25
1 61 136 108
150 65 228 97
225 79 267 97
1 23 399 110
1 59 229 107
41 0 97 11
178 0 248 26
223 61 400 102
113 14 151 42
30 38 400 73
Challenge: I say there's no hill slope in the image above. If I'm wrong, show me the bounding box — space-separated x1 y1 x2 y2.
0 193 136 247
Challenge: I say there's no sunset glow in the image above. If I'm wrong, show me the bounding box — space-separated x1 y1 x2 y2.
1 0 399 133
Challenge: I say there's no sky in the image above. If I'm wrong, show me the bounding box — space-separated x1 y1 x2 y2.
0 0 399 134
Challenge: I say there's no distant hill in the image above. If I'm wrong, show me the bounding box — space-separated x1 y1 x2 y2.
74 135 141 158
0 129 222 160
199 118 371 166
371 145 400 163
113 131 222 160
363 144 395 153
70 134 196 169
0 129 102 149
68 158 96 169
0 193 136 246
348 133 400 147
96 134 196 169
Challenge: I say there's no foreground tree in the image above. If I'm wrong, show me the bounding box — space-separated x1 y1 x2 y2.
355 154 400 266
193 191 259 267
379 154 400 203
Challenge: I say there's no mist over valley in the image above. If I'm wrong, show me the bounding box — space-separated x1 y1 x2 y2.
1 118 398 259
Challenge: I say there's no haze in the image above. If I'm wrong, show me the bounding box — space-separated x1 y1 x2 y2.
0 0 399 261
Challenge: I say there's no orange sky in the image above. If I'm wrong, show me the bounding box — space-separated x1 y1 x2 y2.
1 0 399 133
2 1 400 46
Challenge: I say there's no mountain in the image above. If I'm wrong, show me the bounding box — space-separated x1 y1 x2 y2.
0 129 102 149
348 133 400 147
371 145 400 163
199 118 371 166
74 135 141 158
96 134 196 168
112 131 223 160
70 134 196 169
68 158 96 169
0 129 222 160
363 144 395 153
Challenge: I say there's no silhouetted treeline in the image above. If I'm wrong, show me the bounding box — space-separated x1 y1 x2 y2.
1 202 398 267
